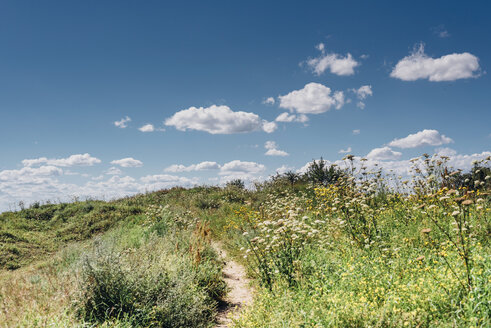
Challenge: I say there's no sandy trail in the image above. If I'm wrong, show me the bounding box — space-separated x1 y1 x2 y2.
213 242 253 328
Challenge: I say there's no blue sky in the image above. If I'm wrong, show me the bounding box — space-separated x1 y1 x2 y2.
1 0 490 210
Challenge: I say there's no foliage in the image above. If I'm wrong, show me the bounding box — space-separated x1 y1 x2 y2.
306 157 344 186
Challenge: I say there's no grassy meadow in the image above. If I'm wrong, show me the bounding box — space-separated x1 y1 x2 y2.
0 155 490 327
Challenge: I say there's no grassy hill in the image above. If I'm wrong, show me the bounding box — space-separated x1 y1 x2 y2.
1 158 490 327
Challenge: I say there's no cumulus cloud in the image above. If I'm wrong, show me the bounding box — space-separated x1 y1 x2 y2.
275 165 295 175
262 121 278 133
278 83 345 115
388 129 453 149
217 160 266 184
110 157 143 168
106 167 123 175
165 105 276 134
366 146 402 160
391 44 480 81
22 153 101 167
353 85 373 99
139 174 197 190
219 160 265 175
351 85 373 109
138 124 155 132
114 116 131 128
264 141 289 157
0 165 63 182
263 97 275 105
306 43 359 76
164 161 221 172
435 147 458 157
275 112 309 123
338 147 352 154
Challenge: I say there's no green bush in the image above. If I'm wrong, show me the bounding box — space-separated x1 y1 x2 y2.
77 233 225 327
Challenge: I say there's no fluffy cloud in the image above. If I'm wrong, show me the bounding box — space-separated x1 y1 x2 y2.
265 141 289 157
388 129 453 149
351 85 373 109
445 151 491 171
391 44 480 81
22 153 101 167
263 97 275 105
353 85 372 99
110 157 143 168
366 147 402 160
164 161 220 172
219 160 265 175
106 166 123 175
165 105 276 134
114 116 131 128
306 43 359 76
139 174 197 190
278 83 345 114
275 112 309 123
338 147 352 154
0 165 63 182
139 124 155 132
435 147 458 157
275 165 295 174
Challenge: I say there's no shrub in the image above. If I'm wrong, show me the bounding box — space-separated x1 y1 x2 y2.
77 243 215 327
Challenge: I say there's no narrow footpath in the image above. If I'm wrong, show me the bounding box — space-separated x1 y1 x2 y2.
212 242 253 328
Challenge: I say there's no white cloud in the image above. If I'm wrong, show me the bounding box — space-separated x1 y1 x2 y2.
338 147 352 154
275 165 295 175
165 105 276 134
106 167 122 175
0 165 63 182
352 85 373 99
138 124 155 132
445 151 491 171
306 44 359 76
22 153 101 167
262 121 278 133
110 157 143 168
275 112 309 123
366 146 402 160
114 116 131 128
139 174 197 190
220 160 265 175
435 147 458 157
351 85 373 109
388 129 453 149
263 97 275 105
164 161 220 172
352 129 360 135
278 83 345 115
264 141 289 157
218 160 266 184
391 44 480 81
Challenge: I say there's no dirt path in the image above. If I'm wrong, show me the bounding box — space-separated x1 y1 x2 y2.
212 242 253 328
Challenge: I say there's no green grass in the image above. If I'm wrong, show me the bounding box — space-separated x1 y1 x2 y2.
1 167 490 327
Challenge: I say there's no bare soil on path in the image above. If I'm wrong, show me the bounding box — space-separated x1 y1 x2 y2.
212 242 253 328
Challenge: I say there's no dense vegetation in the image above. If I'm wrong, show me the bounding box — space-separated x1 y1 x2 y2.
0 154 489 327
